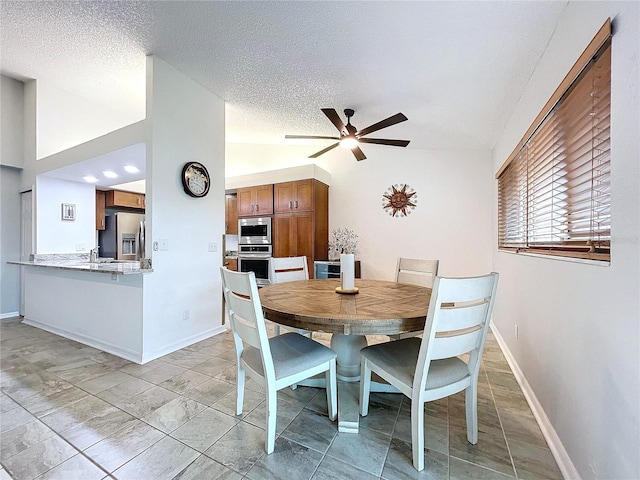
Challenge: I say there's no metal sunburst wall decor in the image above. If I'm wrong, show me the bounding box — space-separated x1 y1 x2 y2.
382 183 417 217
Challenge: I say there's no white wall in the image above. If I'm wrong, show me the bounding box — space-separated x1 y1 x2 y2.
226 144 493 280
36 81 145 159
142 56 226 362
1 75 24 169
0 167 22 317
22 268 143 362
491 2 639 479
1 76 24 316
35 176 96 254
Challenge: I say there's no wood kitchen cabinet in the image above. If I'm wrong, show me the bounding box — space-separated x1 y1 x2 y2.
105 190 145 210
225 194 238 234
272 179 329 278
96 190 106 230
237 184 273 216
274 179 315 213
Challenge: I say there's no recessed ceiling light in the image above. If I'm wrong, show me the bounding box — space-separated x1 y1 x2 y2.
103 171 118 178
83 176 98 183
124 165 139 174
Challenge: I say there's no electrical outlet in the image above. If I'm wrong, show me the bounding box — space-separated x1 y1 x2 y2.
159 239 169 251
152 241 159 251
183 309 190 320
208 242 217 252
515 324 519 339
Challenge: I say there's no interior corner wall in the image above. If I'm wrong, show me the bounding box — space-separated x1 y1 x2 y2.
142 56 226 362
1 75 24 316
0 166 22 316
1 75 24 169
490 2 640 479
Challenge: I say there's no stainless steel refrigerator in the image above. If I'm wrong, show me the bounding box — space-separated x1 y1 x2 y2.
99 212 145 260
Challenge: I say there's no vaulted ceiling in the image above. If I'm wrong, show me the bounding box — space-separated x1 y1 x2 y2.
1 1 568 153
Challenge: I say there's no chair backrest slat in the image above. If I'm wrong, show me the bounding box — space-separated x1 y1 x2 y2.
431 328 483 360
396 258 439 288
270 256 309 284
436 302 490 333
414 273 499 393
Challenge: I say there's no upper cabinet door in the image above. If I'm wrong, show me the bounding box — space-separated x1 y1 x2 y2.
96 190 106 230
274 179 314 213
237 185 273 217
225 194 238 234
254 184 274 215
105 190 145 210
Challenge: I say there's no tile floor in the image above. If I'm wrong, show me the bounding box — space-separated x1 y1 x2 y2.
0 317 563 480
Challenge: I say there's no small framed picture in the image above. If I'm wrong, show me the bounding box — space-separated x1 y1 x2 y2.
61 203 76 221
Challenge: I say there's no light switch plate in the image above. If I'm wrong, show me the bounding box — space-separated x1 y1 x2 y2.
208 242 217 252
159 239 169 251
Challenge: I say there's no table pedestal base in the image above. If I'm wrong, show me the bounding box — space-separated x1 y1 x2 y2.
296 333 399 433
330 333 368 381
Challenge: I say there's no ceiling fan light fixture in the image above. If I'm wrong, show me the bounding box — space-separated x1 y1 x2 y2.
339 135 358 149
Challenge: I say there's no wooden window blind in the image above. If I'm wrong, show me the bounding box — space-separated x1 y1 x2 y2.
497 20 611 262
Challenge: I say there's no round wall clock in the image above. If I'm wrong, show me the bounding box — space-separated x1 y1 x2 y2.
181 162 210 198
382 183 417 217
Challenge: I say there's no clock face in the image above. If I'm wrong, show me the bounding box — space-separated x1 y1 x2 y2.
181 162 210 198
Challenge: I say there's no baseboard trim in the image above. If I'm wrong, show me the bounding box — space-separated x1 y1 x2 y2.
140 325 228 363
22 317 143 364
1 311 20 320
490 323 580 480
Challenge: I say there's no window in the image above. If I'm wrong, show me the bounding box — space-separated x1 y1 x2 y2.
497 20 611 262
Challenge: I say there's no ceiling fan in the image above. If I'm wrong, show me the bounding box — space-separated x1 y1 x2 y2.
285 108 410 161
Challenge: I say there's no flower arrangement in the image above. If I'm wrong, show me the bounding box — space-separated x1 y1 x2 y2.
329 227 359 259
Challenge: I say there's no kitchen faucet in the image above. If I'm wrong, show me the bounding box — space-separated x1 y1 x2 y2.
90 246 99 262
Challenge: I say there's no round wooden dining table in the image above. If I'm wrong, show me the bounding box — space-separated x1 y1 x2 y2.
259 278 431 432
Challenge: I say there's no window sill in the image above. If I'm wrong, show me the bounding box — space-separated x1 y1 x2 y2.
497 248 610 267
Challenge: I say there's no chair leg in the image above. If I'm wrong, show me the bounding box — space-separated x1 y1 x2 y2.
411 399 425 471
359 358 372 416
265 387 277 454
326 359 337 421
465 383 479 444
236 364 245 416
273 323 280 336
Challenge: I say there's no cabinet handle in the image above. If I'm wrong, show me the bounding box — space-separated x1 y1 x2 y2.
294 200 298 209
256 204 259 212
250 204 254 212
288 201 292 209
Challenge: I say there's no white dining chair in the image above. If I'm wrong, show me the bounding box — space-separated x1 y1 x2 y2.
359 272 499 471
220 267 337 454
269 256 312 337
396 257 439 288
388 257 440 340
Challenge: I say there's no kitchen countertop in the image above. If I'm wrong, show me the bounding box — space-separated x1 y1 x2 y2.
8 253 153 275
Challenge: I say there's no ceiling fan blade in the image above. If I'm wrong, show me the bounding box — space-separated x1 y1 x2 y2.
358 138 410 147
356 113 408 137
309 142 340 158
321 108 347 134
352 145 367 161
285 135 340 140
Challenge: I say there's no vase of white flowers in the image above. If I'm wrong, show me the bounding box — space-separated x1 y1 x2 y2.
329 227 358 260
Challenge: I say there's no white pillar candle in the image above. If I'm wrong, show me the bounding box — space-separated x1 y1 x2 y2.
340 253 355 291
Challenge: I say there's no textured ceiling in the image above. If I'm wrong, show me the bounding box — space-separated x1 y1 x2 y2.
1 1 568 152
